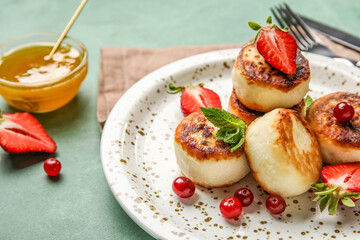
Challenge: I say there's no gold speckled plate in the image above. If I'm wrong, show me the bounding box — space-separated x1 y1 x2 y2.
101 49 360 240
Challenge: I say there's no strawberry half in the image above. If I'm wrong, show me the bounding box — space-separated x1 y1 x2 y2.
0 112 57 154
248 16 297 74
311 162 360 215
168 83 222 117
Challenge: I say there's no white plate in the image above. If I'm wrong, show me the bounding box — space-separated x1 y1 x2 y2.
101 49 360 240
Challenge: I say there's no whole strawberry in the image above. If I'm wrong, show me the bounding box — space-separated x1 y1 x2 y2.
248 16 297 74
168 83 222 117
311 162 360 215
0 112 57 154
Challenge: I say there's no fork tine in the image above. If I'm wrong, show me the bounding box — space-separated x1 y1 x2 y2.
275 6 308 50
283 3 319 43
271 8 286 29
272 7 305 50
280 3 317 48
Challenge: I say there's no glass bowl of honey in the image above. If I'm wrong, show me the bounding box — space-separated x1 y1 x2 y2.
0 33 88 113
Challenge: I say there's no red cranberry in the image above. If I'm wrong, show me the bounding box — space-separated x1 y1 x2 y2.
172 176 195 198
334 102 355 122
266 195 286 214
234 188 254 207
44 158 61 176
219 197 242 219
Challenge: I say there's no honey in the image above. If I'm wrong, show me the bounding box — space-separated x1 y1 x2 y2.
0 33 87 113
0 44 82 84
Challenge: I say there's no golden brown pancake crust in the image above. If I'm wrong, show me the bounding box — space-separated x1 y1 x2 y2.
235 45 310 92
245 109 322 195
174 112 243 161
228 89 264 125
307 92 360 148
228 89 305 125
273 109 322 177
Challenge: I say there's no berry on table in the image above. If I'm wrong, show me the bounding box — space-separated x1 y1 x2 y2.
43 158 61 176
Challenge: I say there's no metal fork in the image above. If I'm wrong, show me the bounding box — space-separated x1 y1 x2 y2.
271 3 339 57
270 2 359 68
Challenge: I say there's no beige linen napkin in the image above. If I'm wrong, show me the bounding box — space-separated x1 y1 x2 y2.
97 36 360 128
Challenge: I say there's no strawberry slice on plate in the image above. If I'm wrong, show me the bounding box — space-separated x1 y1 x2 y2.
168 83 222 117
248 16 297 74
0 112 57 154
311 162 360 215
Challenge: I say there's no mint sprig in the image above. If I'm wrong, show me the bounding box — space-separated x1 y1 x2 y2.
311 182 360 215
200 107 246 152
304 95 313 112
248 16 289 45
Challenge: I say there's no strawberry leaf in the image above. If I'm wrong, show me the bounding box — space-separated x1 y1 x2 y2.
311 182 327 191
341 197 355 207
349 193 360 199
328 196 340 215
266 16 272 25
319 195 331 212
168 83 184 94
248 22 262 31
312 194 328 202
314 185 338 195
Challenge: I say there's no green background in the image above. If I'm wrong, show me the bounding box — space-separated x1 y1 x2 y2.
0 0 359 239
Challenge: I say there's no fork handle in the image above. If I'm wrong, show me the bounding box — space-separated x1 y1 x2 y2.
308 45 357 66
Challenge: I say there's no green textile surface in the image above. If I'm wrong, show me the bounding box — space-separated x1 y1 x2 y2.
0 0 359 239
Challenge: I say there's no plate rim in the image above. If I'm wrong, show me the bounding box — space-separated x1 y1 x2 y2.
100 48 360 239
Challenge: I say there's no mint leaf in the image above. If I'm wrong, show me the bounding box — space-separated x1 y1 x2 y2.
223 128 241 144
200 107 245 129
248 22 262 31
305 95 313 111
266 16 272 25
341 197 355 207
201 107 247 152
230 137 244 152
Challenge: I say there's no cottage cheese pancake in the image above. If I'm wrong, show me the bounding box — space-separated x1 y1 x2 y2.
307 92 360 164
174 112 249 188
232 45 310 112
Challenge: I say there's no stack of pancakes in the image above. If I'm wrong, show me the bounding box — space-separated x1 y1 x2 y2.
174 45 323 195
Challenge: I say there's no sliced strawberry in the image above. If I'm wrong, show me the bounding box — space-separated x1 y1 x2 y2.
168 83 222 117
311 162 360 215
0 112 57 154
248 16 297 74
322 162 360 192
257 28 297 74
